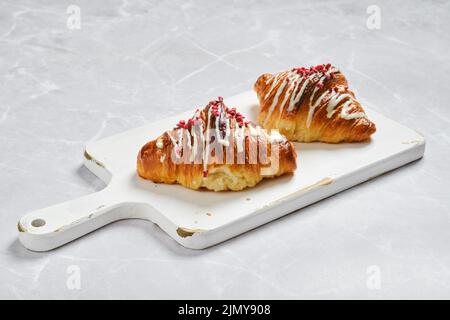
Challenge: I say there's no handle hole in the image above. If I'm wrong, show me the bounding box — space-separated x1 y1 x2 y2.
31 218 46 228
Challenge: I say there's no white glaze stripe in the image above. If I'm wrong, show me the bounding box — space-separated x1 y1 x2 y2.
263 74 289 125
340 100 366 120
287 77 309 112
326 93 352 118
306 90 329 128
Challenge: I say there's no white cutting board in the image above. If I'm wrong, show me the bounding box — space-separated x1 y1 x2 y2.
18 91 425 251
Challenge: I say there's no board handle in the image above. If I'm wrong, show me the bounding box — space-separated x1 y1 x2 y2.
18 185 130 251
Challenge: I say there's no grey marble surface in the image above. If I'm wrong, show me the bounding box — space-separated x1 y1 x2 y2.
1 0 449 299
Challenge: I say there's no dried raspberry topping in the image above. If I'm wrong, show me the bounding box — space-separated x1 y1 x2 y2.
175 97 247 130
292 63 334 76
291 64 336 91
176 120 186 128
176 117 197 130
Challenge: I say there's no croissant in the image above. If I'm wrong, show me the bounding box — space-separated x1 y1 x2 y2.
137 97 297 191
254 64 376 143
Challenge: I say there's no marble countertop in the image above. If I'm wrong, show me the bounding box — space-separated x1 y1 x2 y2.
1 0 449 299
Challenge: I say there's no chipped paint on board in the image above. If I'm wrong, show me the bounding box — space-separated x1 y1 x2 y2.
17 222 27 233
402 140 423 145
176 227 207 238
84 150 105 168
264 177 334 209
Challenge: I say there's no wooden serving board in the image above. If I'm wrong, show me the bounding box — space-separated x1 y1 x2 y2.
17 91 425 251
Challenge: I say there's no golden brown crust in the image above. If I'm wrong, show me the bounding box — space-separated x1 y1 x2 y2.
137 99 297 191
254 65 376 143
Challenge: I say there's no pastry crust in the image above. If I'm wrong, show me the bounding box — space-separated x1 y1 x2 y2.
254 64 376 143
137 98 297 191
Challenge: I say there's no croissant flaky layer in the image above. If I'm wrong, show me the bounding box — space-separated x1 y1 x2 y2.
137 98 297 191
254 64 376 143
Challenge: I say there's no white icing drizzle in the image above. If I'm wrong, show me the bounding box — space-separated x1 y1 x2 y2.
167 129 183 161
178 129 185 159
304 70 336 124
263 66 335 123
306 89 329 128
277 73 301 118
183 128 193 162
190 120 203 162
203 106 213 174
287 77 309 112
217 114 231 147
309 86 319 105
215 112 220 143
189 110 201 163
264 72 285 100
263 73 289 125
190 127 196 162
340 100 366 120
326 93 352 118
234 125 245 153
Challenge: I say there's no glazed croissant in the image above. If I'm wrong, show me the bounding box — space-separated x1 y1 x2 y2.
254 64 376 143
137 97 297 191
